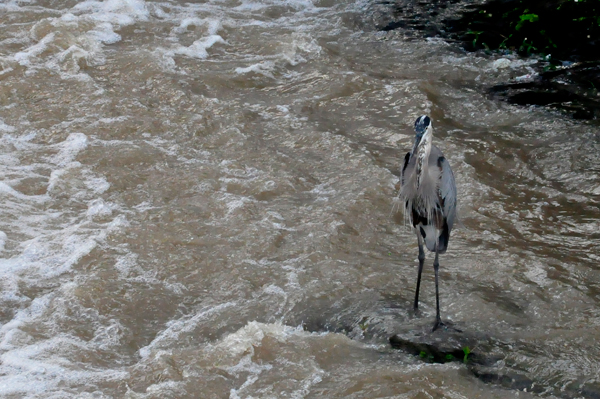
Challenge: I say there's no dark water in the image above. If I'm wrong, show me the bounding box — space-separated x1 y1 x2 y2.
0 0 599 397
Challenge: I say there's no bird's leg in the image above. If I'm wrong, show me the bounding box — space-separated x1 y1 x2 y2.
413 232 425 313
432 240 444 332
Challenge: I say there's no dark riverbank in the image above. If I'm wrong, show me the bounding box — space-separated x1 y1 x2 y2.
376 0 600 120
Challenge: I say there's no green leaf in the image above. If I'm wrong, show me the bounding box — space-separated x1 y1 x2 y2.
521 13 539 22
463 347 471 363
515 13 539 30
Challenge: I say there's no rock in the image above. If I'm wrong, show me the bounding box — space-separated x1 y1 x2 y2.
388 322 594 398
492 58 511 70
489 62 600 120
388 320 501 366
581 383 600 399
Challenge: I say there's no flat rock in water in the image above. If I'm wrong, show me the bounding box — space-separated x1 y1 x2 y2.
389 322 543 395
389 322 600 398
389 321 499 365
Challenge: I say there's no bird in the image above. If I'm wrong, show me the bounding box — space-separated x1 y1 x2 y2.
399 115 457 332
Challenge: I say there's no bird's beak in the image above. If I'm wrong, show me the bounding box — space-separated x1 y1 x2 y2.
422 125 431 138
417 125 431 146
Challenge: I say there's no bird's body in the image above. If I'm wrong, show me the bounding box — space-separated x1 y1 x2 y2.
399 115 457 331
401 144 456 252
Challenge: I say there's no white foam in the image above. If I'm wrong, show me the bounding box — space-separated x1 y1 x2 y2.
170 35 225 59
0 329 130 396
283 33 321 66
153 5 170 19
233 0 316 12
86 198 113 219
233 2 269 12
0 231 6 252
263 284 286 296
155 16 229 65
0 126 130 395
113 252 138 277
235 61 276 78
310 183 335 201
0 228 129 396
14 33 56 66
0 119 15 133
7 0 153 78
172 18 221 35
52 133 88 166
59 12 78 23
138 302 238 359
85 174 111 194
214 321 305 357
87 22 122 44
232 32 321 78
72 0 150 26
45 133 97 196
203 322 334 398
220 193 256 215
145 380 187 396
0 181 48 203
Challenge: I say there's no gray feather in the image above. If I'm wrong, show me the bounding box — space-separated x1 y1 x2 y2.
399 127 456 253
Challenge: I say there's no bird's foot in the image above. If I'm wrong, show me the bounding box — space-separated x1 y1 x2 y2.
432 319 445 332
432 319 462 333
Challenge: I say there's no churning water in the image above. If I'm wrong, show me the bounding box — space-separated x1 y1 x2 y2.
1 0 600 397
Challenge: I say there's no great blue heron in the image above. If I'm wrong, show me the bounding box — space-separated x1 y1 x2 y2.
399 115 457 332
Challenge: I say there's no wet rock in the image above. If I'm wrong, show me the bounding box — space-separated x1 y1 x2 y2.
389 326 543 394
389 322 596 398
581 383 600 399
371 0 474 40
389 321 498 365
489 62 600 120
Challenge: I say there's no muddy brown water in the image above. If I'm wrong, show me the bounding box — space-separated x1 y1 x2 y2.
1 0 599 398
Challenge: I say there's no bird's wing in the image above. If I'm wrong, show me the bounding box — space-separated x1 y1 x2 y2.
401 152 411 185
437 156 457 229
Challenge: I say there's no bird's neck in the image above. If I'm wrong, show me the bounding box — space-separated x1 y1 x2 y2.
414 135 432 189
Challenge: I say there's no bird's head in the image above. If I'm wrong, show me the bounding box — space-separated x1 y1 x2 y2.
413 115 432 149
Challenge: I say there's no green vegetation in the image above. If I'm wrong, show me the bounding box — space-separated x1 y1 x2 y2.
446 0 600 120
380 0 600 119
448 0 600 63
463 346 471 364
419 350 435 362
